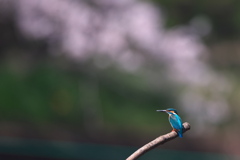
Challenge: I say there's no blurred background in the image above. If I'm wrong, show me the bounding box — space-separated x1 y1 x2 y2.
0 0 240 159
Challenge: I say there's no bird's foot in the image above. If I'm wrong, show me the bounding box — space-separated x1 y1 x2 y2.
172 129 178 132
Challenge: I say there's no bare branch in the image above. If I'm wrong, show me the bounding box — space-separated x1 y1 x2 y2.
126 122 191 160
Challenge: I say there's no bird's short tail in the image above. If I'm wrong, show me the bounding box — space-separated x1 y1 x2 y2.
178 132 183 138
178 129 183 138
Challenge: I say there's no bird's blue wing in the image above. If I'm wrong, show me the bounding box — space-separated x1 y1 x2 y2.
169 114 183 137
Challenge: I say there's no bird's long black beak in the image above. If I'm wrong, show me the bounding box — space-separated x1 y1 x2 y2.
156 110 166 112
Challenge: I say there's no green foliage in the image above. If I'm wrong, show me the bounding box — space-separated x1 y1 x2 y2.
0 63 80 124
0 58 177 134
150 0 240 39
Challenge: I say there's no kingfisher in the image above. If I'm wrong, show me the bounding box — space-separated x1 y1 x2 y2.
156 108 184 138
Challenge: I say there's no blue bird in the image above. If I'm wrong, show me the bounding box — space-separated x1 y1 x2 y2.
157 108 184 138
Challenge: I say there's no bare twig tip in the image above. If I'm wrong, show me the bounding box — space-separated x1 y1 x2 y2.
126 122 191 160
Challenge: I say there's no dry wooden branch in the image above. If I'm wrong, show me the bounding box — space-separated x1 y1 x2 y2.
126 122 191 160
